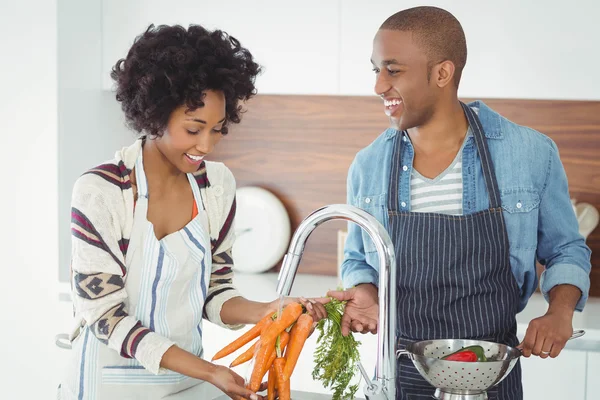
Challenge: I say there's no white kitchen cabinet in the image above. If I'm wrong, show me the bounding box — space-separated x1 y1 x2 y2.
587 352 600 399
338 1 409 97
101 0 340 95
521 349 586 400
338 0 600 100
100 0 600 99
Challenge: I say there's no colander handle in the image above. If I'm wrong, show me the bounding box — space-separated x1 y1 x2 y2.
395 349 411 359
517 329 586 354
570 330 585 340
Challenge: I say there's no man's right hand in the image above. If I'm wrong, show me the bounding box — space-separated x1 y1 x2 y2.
327 283 379 336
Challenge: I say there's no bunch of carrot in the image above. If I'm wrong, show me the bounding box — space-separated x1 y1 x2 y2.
211 302 314 399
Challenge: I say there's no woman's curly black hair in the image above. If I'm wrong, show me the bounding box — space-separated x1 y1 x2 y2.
111 24 261 136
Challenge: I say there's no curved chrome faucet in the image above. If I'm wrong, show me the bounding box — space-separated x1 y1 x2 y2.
276 204 397 399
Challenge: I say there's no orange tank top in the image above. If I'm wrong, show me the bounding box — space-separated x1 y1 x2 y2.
134 199 199 219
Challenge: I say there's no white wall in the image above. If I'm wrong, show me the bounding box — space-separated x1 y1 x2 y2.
101 0 342 95
0 0 61 397
57 0 132 283
339 0 600 99
102 0 600 100
0 1 131 398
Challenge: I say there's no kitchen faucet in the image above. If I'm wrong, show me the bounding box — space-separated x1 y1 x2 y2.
276 204 397 399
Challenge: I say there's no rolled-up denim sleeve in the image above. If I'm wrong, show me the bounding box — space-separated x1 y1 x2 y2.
537 140 591 311
341 160 379 289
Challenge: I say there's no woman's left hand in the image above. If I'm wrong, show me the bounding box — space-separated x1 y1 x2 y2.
265 296 330 324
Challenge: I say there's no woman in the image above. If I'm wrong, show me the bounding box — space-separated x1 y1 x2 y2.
59 24 327 400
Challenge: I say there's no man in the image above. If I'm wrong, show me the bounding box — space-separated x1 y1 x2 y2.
328 6 591 399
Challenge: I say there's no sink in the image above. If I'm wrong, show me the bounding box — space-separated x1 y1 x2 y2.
214 391 362 399
160 380 356 400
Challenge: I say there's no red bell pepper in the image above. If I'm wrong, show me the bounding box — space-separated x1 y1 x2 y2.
443 349 478 362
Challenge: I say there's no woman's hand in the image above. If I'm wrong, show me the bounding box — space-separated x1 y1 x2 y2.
221 296 328 327
160 345 266 399
265 296 330 324
211 365 267 400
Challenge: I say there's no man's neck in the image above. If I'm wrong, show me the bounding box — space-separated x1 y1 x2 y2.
407 99 469 153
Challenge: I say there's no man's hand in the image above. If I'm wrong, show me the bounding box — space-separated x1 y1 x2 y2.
519 311 573 358
519 284 580 358
327 283 379 336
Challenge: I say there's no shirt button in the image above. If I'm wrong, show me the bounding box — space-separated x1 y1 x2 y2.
403 136 407 142
516 202 522 209
365 198 371 204
213 185 224 196
401 201 407 208
402 165 408 172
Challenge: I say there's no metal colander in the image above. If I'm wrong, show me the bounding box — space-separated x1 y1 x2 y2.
396 339 520 395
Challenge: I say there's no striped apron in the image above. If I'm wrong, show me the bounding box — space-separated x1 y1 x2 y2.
60 151 220 399
389 103 523 399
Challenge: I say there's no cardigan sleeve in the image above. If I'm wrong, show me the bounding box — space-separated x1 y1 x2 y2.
202 163 244 329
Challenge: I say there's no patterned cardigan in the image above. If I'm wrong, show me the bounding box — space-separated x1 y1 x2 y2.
69 140 241 374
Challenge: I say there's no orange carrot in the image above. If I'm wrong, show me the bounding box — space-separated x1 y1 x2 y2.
247 331 281 392
229 340 260 368
259 303 303 348
283 313 313 380
247 343 271 391
267 365 276 400
273 357 290 400
212 313 274 361
262 331 290 378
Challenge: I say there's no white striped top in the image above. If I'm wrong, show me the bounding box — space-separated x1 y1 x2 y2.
410 130 471 215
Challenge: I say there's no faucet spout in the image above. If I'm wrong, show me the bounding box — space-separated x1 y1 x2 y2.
276 204 396 399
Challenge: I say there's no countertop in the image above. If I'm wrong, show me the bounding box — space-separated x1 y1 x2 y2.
53 270 599 399
214 391 332 400
202 272 600 398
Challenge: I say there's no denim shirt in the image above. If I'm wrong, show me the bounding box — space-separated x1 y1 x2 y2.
342 101 591 312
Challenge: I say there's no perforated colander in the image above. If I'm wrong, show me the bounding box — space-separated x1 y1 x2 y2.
397 339 519 394
396 331 584 396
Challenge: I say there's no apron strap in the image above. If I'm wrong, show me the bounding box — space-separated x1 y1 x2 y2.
460 102 502 209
